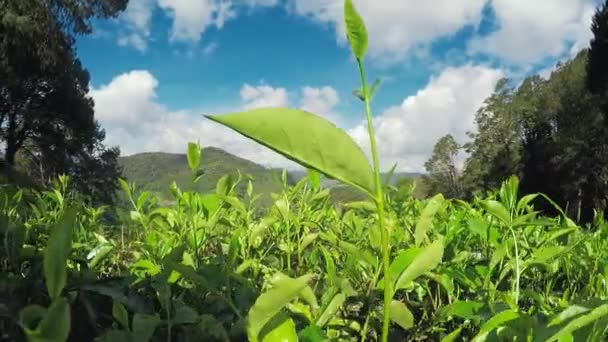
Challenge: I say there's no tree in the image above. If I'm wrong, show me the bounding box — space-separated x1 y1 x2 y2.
0 0 128 204
462 78 523 195
522 50 608 222
423 134 463 198
587 0 608 96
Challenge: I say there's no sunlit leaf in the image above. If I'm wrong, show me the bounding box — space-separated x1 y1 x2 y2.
389 300 414 329
187 142 201 173
248 274 313 342
472 309 519 341
415 194 445 246
206 108 375 196
344 0 368 60
395 239 444 290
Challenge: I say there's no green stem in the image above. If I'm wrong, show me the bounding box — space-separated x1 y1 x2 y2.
508 226 520 306
357 59 391 342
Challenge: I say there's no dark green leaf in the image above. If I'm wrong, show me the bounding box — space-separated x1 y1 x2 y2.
132 313 161 342
44 207 78 299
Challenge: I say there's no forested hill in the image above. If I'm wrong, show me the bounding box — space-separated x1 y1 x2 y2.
118 147 284 200
118 147 425 203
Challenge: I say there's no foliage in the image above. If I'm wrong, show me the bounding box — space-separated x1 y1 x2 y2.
3 159 608 341
423 134 463 198
3 1 608 342
432 45 608 223
0 0 126 205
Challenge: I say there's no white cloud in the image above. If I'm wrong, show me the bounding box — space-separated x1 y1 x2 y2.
118 33 148 52
91 67 503 173
468 0 598 65
299 86 342 125
157 0 236 43
289 0 487 64
202 41 219 56
240 83 289 109
245 0 281 7
90 72 306 168
117 0 156 51
90 70 166 130
349 64 504 172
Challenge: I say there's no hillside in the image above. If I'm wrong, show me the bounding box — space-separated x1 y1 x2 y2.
118 147 284 202
118 147 428 205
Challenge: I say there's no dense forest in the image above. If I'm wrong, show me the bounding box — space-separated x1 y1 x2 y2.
423 6 608 224
2 0 608 341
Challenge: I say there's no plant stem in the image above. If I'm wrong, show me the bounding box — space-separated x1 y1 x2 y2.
357 59 391 342
508 226 520 306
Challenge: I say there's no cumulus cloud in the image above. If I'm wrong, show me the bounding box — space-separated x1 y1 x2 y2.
91 67 503 172
289 0 487 64
240 83 289 109
90 71 344 169
117 0 156 51
157 0 236 43
349 64 504 172
89 70 166 130
468 0 599 65
299 86 342 126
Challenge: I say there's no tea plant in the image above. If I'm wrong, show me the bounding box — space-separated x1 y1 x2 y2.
2 1 608 341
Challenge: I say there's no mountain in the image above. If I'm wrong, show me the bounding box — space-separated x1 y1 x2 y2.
118 147 285 203
118 147 428 206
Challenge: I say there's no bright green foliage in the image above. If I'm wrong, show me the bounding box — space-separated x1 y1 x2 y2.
4 1 608 341
3 165 608 341
247 274 314 342
43 207 77 299
344 0 368 60
206 108 375 196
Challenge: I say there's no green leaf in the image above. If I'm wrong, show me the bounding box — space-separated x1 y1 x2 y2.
377 247 421 290
132 313 161 342
395 239 444 290
315 292 346 327
206 108 375 196
299 324 327 342
389 300 414 329
94 330 132 342
368 78 382 99
4 223 25 263
30 297 71 342
87 245 114 269
112 301 129 330
440 300 485 320
172 304 199 325
307 169 321 190
344 0 368 60
480 200 511 225
415 194 445 246
299 233 319 253
187 142 201 173
547 304 608 341
44 207 77 299
472 309 519 341
441 327 463 342
260 315 298 342
247 274 313 342
118 178 131 197
19 305 47 332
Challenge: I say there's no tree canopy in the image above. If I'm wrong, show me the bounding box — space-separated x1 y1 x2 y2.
0 0 128 204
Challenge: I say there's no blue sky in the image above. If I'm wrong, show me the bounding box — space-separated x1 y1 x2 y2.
78 0 602 172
